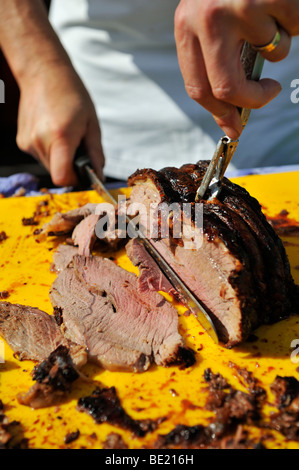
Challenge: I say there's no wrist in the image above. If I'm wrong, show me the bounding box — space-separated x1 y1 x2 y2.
17 53 73 89
0 0 73 87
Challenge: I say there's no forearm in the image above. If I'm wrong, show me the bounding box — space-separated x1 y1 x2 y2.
0 0 72 86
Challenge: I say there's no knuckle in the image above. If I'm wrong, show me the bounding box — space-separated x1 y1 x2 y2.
236 0 258 18
174 2 189 36
185 84 209 103
212 83 237 102
201 0 232 27
29 130 40 146
50 124 69 142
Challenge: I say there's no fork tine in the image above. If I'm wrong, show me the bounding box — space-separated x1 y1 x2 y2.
195 136 238 201
195 138 226 201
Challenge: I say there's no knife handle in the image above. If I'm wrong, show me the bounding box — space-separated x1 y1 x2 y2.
73 144 92 189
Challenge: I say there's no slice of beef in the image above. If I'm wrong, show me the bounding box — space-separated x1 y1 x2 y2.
51 244 79 273
38 201 126 252
72 213 100 256
125 238 176 296
17 345 79 409
37 203 98 240
50 255 195 371
71 213 126 255
0 301 87 368
128 161 297 346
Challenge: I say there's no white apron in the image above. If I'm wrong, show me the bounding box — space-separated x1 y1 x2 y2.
50 0 299 178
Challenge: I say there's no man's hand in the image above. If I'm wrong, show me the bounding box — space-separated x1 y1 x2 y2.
174 0 298 139
17 62 104 187
0 0 104 186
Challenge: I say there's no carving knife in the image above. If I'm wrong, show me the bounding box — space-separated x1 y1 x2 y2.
74 154 219 344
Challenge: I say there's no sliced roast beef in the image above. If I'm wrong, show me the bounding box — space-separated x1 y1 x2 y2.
49 255 194 372
51 244 79 273
127 161 297 346
72 213 100 256
125 238 176 296
37 203 98 240
38 201 126 252
72 214 126 254
0 301 87 368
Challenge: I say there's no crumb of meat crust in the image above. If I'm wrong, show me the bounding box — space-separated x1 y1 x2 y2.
0 231 8 243
156 369 267 449
77 386 161 437
270 376 299 409
22 217 39 226
17 345 80 409
64 430 80 445
0 291 10 300
156 370 299 448
102 433 128 449
0 400 27 449
266 375 299 441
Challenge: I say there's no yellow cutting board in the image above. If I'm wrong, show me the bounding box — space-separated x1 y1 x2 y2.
0 171 299 449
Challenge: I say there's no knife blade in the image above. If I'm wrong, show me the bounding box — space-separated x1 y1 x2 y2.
74 154 219 344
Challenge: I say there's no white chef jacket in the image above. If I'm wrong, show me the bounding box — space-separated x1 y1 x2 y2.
50 0 299 179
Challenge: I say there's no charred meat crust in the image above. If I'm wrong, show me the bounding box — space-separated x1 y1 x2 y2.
128 168 178 204
77 386 159 437
156 369 299 448
219 183 293 321
0 231 8 243
17 345 79 409
155 367 266 449
270 376 299 410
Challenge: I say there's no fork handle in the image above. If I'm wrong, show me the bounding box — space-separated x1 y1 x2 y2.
239 42 265 128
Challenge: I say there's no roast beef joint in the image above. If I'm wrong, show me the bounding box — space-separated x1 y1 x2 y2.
127 161 298 346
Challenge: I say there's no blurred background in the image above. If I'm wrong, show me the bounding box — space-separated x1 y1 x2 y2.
0 0 53 187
